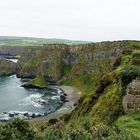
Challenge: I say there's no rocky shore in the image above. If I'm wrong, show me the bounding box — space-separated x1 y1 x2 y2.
0 85 71 122
29 86 81 123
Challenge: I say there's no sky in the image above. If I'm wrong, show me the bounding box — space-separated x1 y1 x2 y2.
0 0 140 41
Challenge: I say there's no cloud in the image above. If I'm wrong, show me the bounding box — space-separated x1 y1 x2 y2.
0 0 139 41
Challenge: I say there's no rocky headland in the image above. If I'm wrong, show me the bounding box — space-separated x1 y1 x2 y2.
0 40 140 126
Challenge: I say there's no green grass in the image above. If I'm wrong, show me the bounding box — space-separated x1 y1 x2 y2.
29 77 47 88
116 111 140 137
90 83 123 125
132 49 140 65
60 79 73 86
62 65 72 76
0 36 90 46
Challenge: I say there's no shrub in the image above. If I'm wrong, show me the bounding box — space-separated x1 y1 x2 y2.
0 118 36 140
119 67 140 95
79 73 93 85
96 78 111 94
63 114 71 122
48 118 58 126
62 64 72 76
112 55 122 69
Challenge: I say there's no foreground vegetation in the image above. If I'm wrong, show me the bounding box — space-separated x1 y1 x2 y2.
116 111 140 138
0 118 139 140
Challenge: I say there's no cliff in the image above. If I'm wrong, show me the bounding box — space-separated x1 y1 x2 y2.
0 59 18 76
15 41 140 126
17 41 129 80
22 76 48 89
1 40 140 126
0 46 37 56
123 78 140 112
0 40 140 138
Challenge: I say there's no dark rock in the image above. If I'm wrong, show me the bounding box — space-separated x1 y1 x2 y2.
64 99 69 102
14 112 19 115
31 113 36 118
3 112 7 114
60 95 66 102
64 93 67 96
77 97 84 104
0 59 18 76
74 102 78 106
48 118 58 125
16 74 35 79
23 112 29 116
9 113 14 117
36 113 42 117
38 100 47 105
21 83 46 89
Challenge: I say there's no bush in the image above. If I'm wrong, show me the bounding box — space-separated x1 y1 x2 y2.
119 67 140 95
112 55 122 69
0 118 36 140
63 114 71 122
96 78 111 94
0 119 138 140
79 73 93 85
62 64 72 76
48 118 58 126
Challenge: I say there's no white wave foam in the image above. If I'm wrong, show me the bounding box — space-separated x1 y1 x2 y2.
19 93 44 108
51 95 60 100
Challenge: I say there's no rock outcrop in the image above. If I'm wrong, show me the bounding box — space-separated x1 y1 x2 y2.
123 78 140 112
17 41 128 80
22 77 48 89
0 59 18 76
0 46 37 56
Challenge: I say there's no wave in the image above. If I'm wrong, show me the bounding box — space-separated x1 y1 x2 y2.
19 93 44 108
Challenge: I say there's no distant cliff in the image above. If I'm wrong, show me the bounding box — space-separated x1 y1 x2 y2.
17 41 129 80
0 46 38 76
0 59 17 76
0 46 37 56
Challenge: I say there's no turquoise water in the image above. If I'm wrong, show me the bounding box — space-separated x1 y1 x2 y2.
0 75 63 119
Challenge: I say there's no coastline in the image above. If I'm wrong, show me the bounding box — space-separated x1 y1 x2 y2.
29 86 81 123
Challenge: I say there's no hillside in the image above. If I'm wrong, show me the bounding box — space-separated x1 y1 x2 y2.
18 40 140 138
0 36 90 46
0 40 140 139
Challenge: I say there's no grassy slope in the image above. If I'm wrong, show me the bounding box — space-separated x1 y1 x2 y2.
61 41 140 129
19 47 63 80
116 111 140 137
115 48 140 137
29 77 48 88
18 40 140 128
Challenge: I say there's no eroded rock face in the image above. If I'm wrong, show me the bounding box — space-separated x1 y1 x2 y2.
0 46 37 56
17 41 127 80
0 59 18 76
123 78 140 112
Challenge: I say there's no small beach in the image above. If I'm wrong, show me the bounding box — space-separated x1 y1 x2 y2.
30 86 81 123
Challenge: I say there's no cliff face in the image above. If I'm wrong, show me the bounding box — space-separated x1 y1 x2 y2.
0 46 38 76
123 78 140 112
17 41 129 80
0 46 37 56
0 59 18 76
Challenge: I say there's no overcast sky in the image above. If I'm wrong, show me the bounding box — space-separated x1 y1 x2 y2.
0 0 140 41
